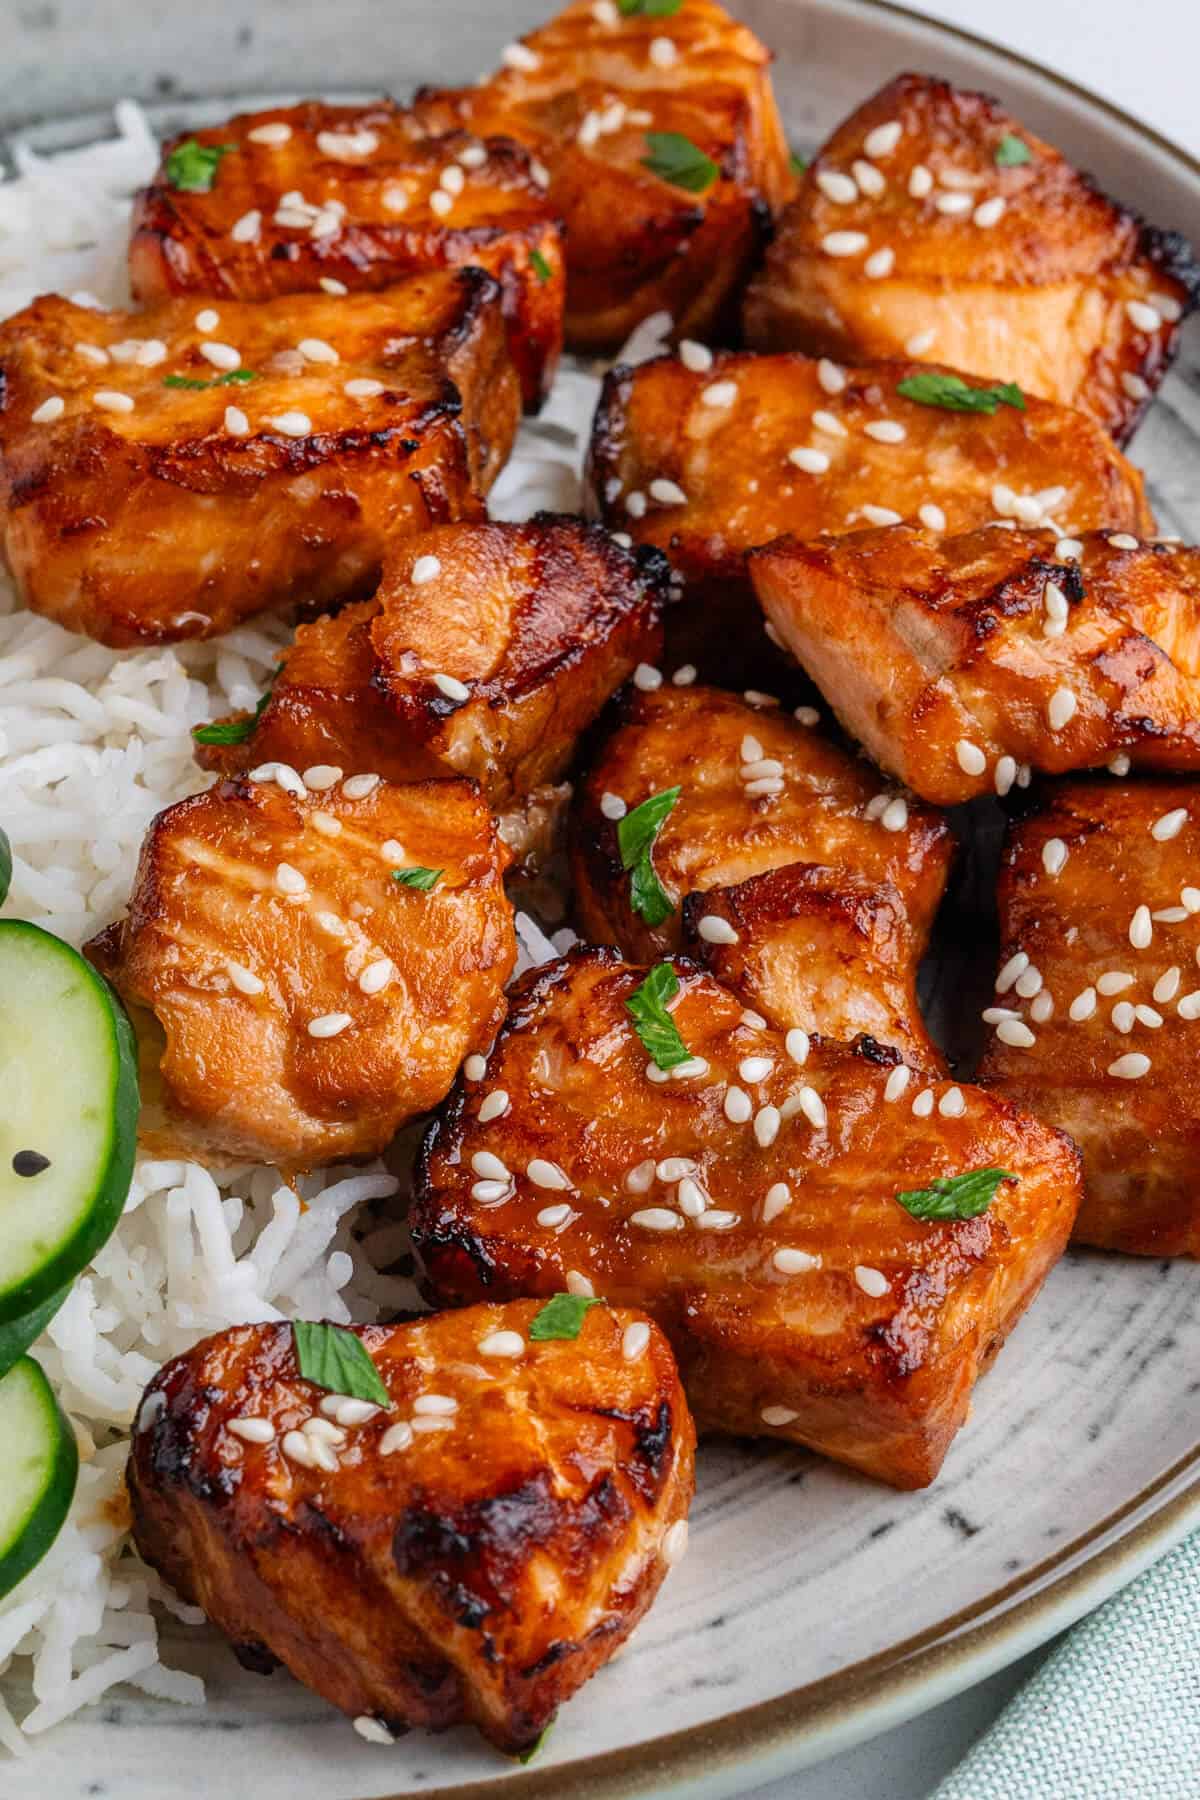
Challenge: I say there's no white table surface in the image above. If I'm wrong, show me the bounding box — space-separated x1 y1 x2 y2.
744 4 1197 1795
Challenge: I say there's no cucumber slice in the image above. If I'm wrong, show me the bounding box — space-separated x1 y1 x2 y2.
0 825 11 906
0 922 139 1323
0 1356 78 1598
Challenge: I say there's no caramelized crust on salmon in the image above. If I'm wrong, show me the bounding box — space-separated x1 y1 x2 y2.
413 949 1081 1488
0 273 519 647
86 773 515 1169
586 350 1153 660
743 72 1200 444
128 1304 694 1753
751 526 1200 806
414 0 793 351
130 101 565 411
978 779 1200 1256
570 683 953 963
680 863 944 1071
196 517 668 820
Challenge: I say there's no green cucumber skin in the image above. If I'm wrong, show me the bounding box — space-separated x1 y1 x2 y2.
0 922 140 1324
0 826 11 908
0 1357 79 1599
0 1282 72 1380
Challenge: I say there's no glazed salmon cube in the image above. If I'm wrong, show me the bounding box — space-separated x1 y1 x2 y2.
128 1302 694 1754
412 949 1081 1488
414 0 794 351
743 72 1200 444
750 525 1200 806
978 777 1200 1256
87 771 515 1170
130 101 565 411
0 272 519 647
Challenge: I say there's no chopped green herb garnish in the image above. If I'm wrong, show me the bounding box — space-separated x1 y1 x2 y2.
291 1321 391 1406
896 371 1026 415
165 139 236 193
0 826 10 908
626 960 691 1071
620 0 683 13
516 1719 557 1763
789 149 808 177
617 786 679 927
529 1295 605 1341
163 368 257 391
994 133 1032 167
391 866 443 890
192 685 272 747
642 132 719 195
530 247 553 284
895 1167 1015 1222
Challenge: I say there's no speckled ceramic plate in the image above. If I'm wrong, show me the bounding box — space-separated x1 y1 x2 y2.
3 4 1200 1797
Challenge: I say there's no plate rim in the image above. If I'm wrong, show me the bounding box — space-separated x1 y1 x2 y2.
380 3 1200 1792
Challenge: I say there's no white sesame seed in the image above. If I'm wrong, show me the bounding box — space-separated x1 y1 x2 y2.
816 169 859 204
779 1029 809 1069
537 1203 573 1229
31 395 65 423
1135 1005 1164 1028
231 208 261 243
1153 908 1189 924
738 1055 773 1082
528 1158 571 1191
645 1063 670 1084
973 196 1006 227
1097 971 1134 995
762 1404 799 1427
302 1416 346 1445
222 404 249 436
911 1088 935 1116
314 911 346 936
1042 837 1069 877
634 662 662 690
75 342 109 365
906 330 937 359
381 839 406 862
864 120 902 158
795 1086 826 1130
1152 808 1188 842
1154 968 1182 1004
631 1207 683 1233
995 951 1029 993
478 1329 524 1359
281 1429 316 1469
315 127 380 160
754 1105 781 1147
322 1396 380 1427
817 358 846 394
1179 991 1200 1021
593 0 620 21
672 663 698 686
379 1422 414 1455
307 1012 351 1039
853 158 885 195
935 191 973 215
993 755 1017 797
884 1065 911 1102
275 861 306 895
1125 299 1161 332
226 960 264 996
1151 291 1183 322
701 380 739 409
865 247 895 279
809 411 846 441
1121 371 1151 401
1108 1052 1151 1079
1108 533 1140 551
774 1247 820 1274
413 1394 457 1416
724 1085 752 1123
913 502 946 533
1129 905 1153 950
248 121 292 146
821 230 869 257
439 163 465 196
1068 987 1096 1021
938 1086 966 1118
1108 754 1132 777
1016 963 1042 997
266 411 312 437
622 1321 652 1362
199 341 242 372
1185 889 1200 913
762 1182 790 1223
471 1151 509 1181
741 758 784 780
864 419 906 444
353 1715 395 1746
955 739 987 777
670 1057 709 1080
996 1019 1036 1048
472 1180 510 1204
228 1417 275 1443
427 672 469 705
600 792 628 821
501 36 541 68
92 390 134 413
697 1209 740 1230
663 1520 689 1565
788 445 830 473
411 1416 453 1434
1047 687 1077 732
477 1089 509 1123
648 35 678 67
908 164 934 198
566 1270 596 1299
679 339 713 372
343 377 385 401
297 337 338 365
1055 538 1083 560
342 772 380 799
741 1010 767 1030
983 1007 1021 1023
649 477 687 506
855 1265 891 1298
411 554 442 586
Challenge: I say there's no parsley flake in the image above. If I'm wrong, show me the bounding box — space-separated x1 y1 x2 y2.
291 1321 391 1407
530 247 553 284
625 960 691 1071
517 1719 557 1762
896 371 1026 415
391 866 443 890
166 139 236 193
529 1294 605 1341
163 368 257 391
192 666 276 746
789 149 809 177
895 1167 1015 1222
994 133 1033 167
0 825 10 908
617 786 679 926
642 132 719 195
619 0 683 12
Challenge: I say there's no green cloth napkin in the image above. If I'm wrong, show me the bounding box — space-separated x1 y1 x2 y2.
930 1529 1200 1799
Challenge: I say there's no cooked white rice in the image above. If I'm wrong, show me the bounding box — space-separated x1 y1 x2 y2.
0 100 653 1754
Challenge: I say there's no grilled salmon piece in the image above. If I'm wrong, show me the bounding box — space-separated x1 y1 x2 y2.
751 526 1200 807
128 1303 694 1754
130 101 564 411
570 683 953 966
680 863 944 1072
0 271 518 647
414 0 793 352
743 72 1200 445
195 517 668 835
412 949 1081 1488
978 779 1200 1256
586 350 1153 664
86 772 515 1169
